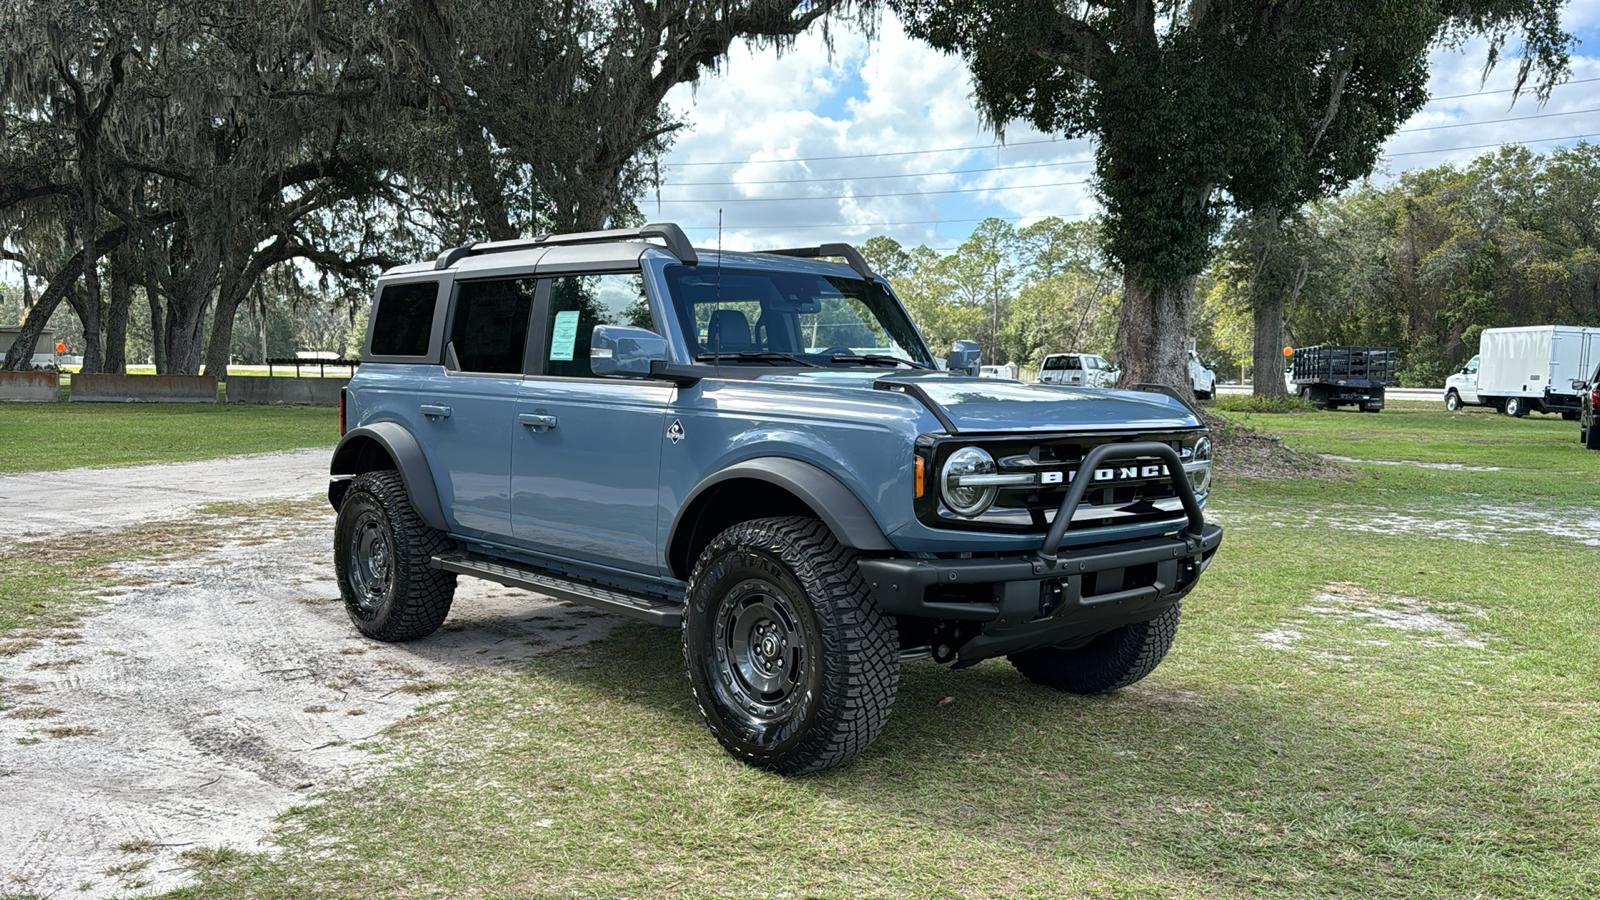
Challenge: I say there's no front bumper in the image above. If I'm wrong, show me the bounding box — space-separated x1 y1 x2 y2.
857 441 1223 665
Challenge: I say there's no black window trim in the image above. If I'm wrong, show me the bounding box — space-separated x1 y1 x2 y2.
439 274 542 377
365 277 446 363
526 269 661 379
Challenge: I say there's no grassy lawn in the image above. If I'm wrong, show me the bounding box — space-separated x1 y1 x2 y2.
157 407 1598 900
0 403 337 472
4 406 1597 898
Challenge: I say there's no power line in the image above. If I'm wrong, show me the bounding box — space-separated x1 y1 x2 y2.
1382 130 1600 158
659 133 1599 235
658 105 1597 195
659 80 1600 170
655 177 1093 204
1427 76 1600 103
677 212 1097 232
666 157 1093 187
1395 105 1600 134
661 135 1078 168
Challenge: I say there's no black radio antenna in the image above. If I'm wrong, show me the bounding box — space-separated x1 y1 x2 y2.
714 208 723 377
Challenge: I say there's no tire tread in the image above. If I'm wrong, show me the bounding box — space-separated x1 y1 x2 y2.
336 470 457 642
1009 603 1181 695
683 516 898 775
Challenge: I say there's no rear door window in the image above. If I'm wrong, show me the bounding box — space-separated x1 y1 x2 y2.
450 278 536 374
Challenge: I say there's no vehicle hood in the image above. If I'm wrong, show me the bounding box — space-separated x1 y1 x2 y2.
756 370 1202 433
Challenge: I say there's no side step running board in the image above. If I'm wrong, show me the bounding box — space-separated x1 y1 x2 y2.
432 553 683 627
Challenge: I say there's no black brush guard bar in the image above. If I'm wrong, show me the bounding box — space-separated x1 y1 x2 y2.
857 441 1221 665
1039 441 1204 560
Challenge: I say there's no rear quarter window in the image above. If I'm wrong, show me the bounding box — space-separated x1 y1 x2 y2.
369 281 440 358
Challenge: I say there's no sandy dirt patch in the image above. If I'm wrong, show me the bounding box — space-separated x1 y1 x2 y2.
1209 500 1600 546
0 509 619 899
1254 582 1492 653
0 449 329 542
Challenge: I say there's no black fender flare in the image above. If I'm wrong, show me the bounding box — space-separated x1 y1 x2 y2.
328 423 448 532
669 457 893 569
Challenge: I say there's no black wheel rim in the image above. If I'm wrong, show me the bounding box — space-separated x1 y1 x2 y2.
712 577 809 730
346 507 394 612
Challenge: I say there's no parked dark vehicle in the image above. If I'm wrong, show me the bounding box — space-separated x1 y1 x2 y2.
1290 345 1399 412
327 223 1223 774
1578 361 1600 450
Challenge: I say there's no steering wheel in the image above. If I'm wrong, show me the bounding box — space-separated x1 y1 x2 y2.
819 346 855 358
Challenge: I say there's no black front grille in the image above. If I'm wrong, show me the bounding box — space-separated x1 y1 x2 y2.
916 430 1205 535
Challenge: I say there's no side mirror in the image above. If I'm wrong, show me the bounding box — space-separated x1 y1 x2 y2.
591 325 669 378
948 340 982 376
1572 379 1587 391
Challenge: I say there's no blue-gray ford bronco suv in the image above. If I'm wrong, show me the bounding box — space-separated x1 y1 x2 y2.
329 223 1222 774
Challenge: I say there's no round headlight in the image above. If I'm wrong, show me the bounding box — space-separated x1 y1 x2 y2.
941 447 998 517
1187 436 1213 494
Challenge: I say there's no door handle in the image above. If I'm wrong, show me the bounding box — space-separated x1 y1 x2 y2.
519 413 558 431
420 404 452 418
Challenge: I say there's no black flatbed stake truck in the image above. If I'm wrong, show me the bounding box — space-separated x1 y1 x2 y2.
1291 345 1399 413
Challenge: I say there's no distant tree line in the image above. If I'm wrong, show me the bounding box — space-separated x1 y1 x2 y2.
1200 142 1600 387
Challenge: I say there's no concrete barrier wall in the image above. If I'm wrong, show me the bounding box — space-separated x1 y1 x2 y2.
226 376 348 407
0 371 62 402
69 374 218 403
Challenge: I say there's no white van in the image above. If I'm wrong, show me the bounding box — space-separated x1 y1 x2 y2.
1445 326 1600 417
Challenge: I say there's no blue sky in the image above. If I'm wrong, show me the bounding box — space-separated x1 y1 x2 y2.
654 5 1600 254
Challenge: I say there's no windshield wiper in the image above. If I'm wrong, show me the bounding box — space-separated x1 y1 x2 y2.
696 351 820 368
824 353 933 370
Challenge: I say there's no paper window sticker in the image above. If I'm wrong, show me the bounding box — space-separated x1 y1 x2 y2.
550 310 579 361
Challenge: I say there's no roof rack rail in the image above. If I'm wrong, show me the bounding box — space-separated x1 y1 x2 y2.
434 222 698 270
763 243 877 281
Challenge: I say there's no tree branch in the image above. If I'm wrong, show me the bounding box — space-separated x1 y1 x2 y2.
1036 14 1116 81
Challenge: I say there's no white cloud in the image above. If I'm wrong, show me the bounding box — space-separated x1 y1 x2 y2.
653 6 1600 253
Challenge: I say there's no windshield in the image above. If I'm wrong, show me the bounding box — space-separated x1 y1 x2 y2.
662 265 934 367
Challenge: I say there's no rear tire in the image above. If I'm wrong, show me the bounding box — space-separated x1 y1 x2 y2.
334 471 457 642
1586 422 1600 450
1505 396 1528 418
1561 411 1580 421
683 517 899 774
1009 604 1181 694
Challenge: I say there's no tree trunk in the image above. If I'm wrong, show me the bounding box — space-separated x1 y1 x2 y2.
2 249 85 371
103 246 135 375
66 284 105 375
148 287 168 374
1252 298 1288 399
1115 272 1196 403
202 292 242 381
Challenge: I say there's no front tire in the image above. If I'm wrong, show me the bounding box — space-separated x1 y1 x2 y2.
1009 604 1181 694
334 471 457 642
1445 391 1462 412
683 517 899 775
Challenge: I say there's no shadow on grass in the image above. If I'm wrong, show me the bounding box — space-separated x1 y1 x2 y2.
444 615 1597 898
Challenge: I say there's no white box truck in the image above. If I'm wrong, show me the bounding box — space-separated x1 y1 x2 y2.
1444 325 1600 418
